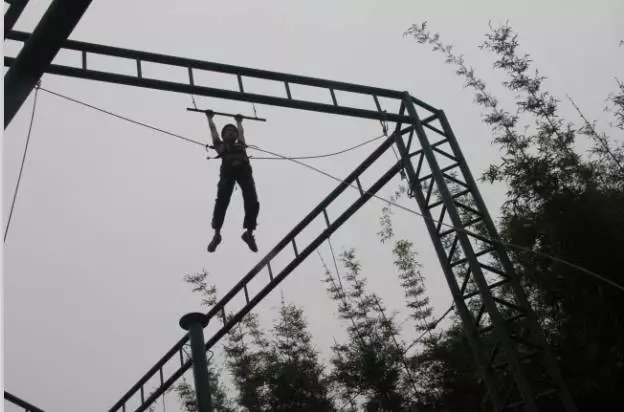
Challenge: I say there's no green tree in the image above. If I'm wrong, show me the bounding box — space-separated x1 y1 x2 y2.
410 323 485 411
176 374 237 412
392 240 433 334
405 20 624 410
263 298 336 412
222 313 269 412
325 249 416 411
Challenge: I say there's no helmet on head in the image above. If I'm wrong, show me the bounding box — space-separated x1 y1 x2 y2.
221 124 239 141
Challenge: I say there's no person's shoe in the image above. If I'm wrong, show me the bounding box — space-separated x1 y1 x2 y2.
241 231 258 252
207 232 222 253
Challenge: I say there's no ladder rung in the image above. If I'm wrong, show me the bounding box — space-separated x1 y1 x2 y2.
451 246 495 267
419 162 459 183
439 216 481 238
433 145 457 162
435 205 447 233
424 178 435 207
237 74 244 93
455 200 482 218
187 67 194 86
373 95 382 112
462 279 509 300
284 81 292 99
414 151 425 177
428 188 470 209
459 270 471 296
330 88 338 106
322 209 330 227
442 171 469 190
355 177 364 196
474 304 486 328
292 239 298 257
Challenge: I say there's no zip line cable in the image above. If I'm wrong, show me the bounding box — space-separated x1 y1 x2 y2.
4 85 41 243
37 87 624 294
40 87 206 147
39 87 385 161
246 147 624 294
248 133 386 160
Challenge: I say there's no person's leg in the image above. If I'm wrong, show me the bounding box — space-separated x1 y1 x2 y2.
208 169 235 252
236 164 260 252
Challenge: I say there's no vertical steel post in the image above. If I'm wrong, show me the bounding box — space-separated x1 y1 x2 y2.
399 93 540 411
4 0 93 128
179 312 213 412
392 103 503 411
436 110 577 412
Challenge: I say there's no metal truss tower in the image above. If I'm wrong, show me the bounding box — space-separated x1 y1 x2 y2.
4 2 577 411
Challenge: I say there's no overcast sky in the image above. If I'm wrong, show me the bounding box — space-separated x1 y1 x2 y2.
3 1 623 411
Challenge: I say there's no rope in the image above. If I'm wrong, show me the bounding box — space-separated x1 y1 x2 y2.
4 84 40 243
251 102 258 118
38 87 623 294
40 87 385 161
39 87 207 147
249 145 624 294
247 133 385 160
190 94 199 111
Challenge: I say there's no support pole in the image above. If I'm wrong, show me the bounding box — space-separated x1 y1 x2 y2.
4 0 28 38
179 313 213 412
4 0 93 128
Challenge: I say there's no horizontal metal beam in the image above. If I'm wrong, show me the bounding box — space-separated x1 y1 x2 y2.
4 56 414 123
6 30 431 106
5 30 439 123
4 1 93 128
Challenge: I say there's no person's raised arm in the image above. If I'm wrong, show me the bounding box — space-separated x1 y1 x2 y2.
235 114 245 145
205 110 221 145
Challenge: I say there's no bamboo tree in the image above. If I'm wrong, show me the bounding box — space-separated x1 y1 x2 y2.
264 298 336 412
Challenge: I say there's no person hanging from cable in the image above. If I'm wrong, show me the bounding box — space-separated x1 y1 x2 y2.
204 110 259 252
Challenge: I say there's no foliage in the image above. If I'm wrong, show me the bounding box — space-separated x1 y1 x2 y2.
263 299 336 412
172 20 624 412
405 19 624 410
182 270 335 411
392 240 433 334
324 248 431 411
222 313 268 411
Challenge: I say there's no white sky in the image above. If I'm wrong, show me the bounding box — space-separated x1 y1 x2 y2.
3 1 623 411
